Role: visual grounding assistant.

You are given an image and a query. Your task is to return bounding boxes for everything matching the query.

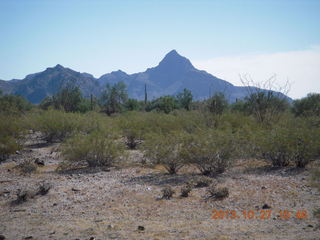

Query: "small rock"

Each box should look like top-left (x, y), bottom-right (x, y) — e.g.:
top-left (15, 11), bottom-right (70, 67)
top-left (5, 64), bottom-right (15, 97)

top-left (261, 186), bottom-right (266, 190)
top-left (15, 151), bottom-right (20, 155)
top-left (89, 237), bottom-right (95, 240)
top-left (0, 235), bottom-right (5, 240)
top-left (72, 188), bottom-right (80, 192)
top-left (34, 158), bottom-right (45, 166)
top-left (49, 231), bottom-right (55, 235)
top-left (262, 203), bottom-right (271, 209)
top-left (53, 203), bottom-right (57, 206)
top-left (24, 237), bottom-right (33, 240)
top-left (307, 224), bottom-right (313, 228)
top-left (107, 224), bottom-right (114, 229)
top-left (138, 226), bottom-right (145, 231)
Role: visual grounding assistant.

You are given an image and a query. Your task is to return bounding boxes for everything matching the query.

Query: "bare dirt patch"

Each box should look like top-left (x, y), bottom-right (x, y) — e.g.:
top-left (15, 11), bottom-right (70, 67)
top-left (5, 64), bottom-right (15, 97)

top-left (0, 141), bottom-right (319, 240)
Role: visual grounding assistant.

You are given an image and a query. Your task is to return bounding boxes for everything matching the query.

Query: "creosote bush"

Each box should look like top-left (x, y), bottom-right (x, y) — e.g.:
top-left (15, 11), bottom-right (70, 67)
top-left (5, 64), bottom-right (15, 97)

top-left (142, 132), bottom-right (188, 174)
top-left (0, 116), bottom-right (25, 161)
top-left (183, 130), bottom-right (235, 176)
top-left (62, 130), bottom-right (124, 167)
top-left (258, 117), bottom-right (319, 168)
top-left (27, 110), bottom-right (85, 142)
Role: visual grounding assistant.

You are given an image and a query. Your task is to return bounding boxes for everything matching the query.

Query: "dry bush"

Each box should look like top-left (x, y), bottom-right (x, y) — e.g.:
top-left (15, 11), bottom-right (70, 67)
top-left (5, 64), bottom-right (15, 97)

top-left (16, 160), bottom-right (37, 174)
top-left (180, 185), bottom-right (192, 198)
top-left (161, 186), bottom-right (175, 199)
top-left (207, 185), bottom-right (229, 200)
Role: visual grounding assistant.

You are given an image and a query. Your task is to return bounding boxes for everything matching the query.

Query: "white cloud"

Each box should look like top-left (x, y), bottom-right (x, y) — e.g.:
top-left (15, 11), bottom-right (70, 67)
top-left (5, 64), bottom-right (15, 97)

top-left (193, 46), bottom-right (320, 99)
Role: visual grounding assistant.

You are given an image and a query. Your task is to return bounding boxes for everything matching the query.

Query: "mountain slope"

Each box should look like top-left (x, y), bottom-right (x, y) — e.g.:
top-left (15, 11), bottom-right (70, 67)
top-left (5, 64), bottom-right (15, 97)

top-left (0, 50), bottom-right (290, 103)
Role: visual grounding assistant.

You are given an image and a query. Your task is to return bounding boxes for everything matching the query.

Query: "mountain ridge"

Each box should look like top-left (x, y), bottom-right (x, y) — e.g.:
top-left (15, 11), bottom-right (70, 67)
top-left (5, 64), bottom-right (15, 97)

top-left (0, 50), bottom-right (290, 103)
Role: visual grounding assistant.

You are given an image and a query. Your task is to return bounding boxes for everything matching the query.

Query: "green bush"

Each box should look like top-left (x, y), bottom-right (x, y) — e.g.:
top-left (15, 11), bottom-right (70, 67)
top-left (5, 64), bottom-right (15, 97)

top-left (142, 131), bottom-right (188, 174)
top-left (183, 130), bottom-right (236, 176)
top-left (0, 116), bottom-right (25, 161)
top-left (62, 130), bottom-right (124, 167)
top-left (0, 94), bottom-right (32, 115)
top-left (27, 110), bottom-right (86, 142)
top-left (292, 93), bottom-right (320, 117)
top-left (259, 118), bottom-right (319, 168)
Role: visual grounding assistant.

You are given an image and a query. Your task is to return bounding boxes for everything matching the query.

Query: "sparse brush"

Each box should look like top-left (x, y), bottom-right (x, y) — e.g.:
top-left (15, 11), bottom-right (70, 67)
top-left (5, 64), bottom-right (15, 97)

top-left (180, 185), bottom-right (192, 198)
top-left (183, 130), bottom-right (235, 176)
top-left (192, 176), bottom-right (213, 188)
top-left (142, 131), bottom-right (188, 174)
top-left (16, 160), bottom-right (37, 174)
top-left (62, 130), bottom-right (124, 168)
top-left (207, 185), bottom-right (229, 200)
top-left (161, 186), bottom-right (175, 200)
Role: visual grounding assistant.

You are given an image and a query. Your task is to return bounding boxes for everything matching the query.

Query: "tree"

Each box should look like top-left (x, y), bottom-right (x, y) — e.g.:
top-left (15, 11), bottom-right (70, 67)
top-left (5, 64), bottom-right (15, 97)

top-left (39, 86), bottom-right (88, 112)
top-left (100, 82), bottom-right (128, 115)
top-left (240, 74), bottom-right (290, 122)
top-left (208, 92), bottom-right (228, 115)
top-left (147, 96), bottom-right (178, 114)
top-left (177, 88), bottom-right (193, 110)
top-left (292, 93), bottom-right (320, 117)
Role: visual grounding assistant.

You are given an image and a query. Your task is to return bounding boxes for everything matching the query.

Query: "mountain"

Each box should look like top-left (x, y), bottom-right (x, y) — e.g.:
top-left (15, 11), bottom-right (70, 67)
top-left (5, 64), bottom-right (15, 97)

top-left (0, 50), bottom-right (290, 103)
top-left (1, 64), bottom-right (100, 103)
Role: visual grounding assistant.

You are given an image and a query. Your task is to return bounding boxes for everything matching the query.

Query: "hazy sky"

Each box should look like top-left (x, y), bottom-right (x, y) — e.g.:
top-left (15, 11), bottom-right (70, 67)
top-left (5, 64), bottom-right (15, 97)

top-left (0, 0), bottom-right (319, 99)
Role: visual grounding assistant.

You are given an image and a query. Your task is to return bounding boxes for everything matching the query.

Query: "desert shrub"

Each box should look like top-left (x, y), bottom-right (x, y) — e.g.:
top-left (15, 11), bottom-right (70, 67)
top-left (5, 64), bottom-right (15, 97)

top-left (183, 130), bottom-right (236, 176)
top-left (16, 160), bottom-right (37, 174)
top-left (27, 110), bottom-right (86, 142)
top-left (115, 112), bottom-right (148, 149)
top-left (311, 168), bottom-right (320, 191)
top-left (292, 93), bottom-right (320, 117)
top-left (180, 185), bottom-right (192, 197)
top-left (62, 130), bottom-right (124, 167)
top-left (142, 132), bottom-right (188, 174)
top-left (243, 91), bottom-right (289, 123)
top-left (207, 93), bottom-right (228, 115)
top-left (0, 116), bottom-right (26, 161)
top-left (161, 186), bottom-right (175, 199)
top-left (259, 118), bottom-right (319, 168)
top-left (146, 95), bottom-right (178, 114)
top-left (0, 94), bottom-right (32, 115)
top-left (207, 186), bottom-right (229, 200)
top-left (192, 176), bottom-right (214, 188)
top-left (99, 82), bottom-right (128, 115)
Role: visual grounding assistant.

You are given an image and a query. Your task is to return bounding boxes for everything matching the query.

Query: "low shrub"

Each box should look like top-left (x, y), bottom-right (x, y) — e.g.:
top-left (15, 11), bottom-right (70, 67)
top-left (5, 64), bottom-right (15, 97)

top-left (16, 160), bottom-right (37, 174)
top-left (62, 130), bottom-right (124, 167)
top-left (180, 185), bottom-right (192, 198)
top-left (161, 186), bottom-right (175, 199)
top-left (259, 118), bottom-right (319, 168)
top-left (183, 130), bottom-right (236, 176)
top-left (142, 131), bottom-right (188, 174)
top-left (26, 110), bottom-right (85, 142)
top-left (207, 185), bottom-right (229, 200)
top-left (192, 176), bottom-right (214, 188)
top-left (0, 116), bottom-right (25, 161)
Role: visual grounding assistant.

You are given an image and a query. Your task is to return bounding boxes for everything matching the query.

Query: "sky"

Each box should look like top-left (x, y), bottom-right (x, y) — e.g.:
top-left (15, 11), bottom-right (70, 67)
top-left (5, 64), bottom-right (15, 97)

top-left (0, 0), bottom-right (319, 99)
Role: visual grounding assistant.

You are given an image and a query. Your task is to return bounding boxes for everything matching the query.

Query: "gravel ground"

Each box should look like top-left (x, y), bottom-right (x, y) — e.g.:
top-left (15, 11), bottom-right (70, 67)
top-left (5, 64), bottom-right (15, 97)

top-left (0, 138), bottom-right (319, 240)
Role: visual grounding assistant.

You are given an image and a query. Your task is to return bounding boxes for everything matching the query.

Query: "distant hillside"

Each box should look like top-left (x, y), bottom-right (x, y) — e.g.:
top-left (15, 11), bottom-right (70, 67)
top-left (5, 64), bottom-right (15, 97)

top-left (0, 50), bottom-right (291, 103)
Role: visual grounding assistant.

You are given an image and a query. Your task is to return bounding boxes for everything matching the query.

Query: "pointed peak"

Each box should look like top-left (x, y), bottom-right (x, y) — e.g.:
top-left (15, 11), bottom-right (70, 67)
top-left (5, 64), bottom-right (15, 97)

top-left (54, 64), bottom-right (64, 69)
top-left (157, 49), bottom-right (195, 71)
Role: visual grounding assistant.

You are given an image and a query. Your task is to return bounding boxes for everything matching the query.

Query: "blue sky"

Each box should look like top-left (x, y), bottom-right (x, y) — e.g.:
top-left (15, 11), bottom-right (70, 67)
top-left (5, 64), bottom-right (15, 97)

top-left (0, 0), bottom-right (319, 98)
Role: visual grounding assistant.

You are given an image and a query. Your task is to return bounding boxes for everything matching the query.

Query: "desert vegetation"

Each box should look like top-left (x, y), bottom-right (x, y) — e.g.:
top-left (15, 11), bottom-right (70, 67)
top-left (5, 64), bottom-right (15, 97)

top-left (1, 84), bottom-right (320, 239)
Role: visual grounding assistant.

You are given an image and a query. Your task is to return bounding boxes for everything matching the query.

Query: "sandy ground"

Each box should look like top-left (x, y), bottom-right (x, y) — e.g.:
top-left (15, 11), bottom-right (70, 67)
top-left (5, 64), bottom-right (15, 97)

top-left (0, 136), bottom-right (319, 240)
